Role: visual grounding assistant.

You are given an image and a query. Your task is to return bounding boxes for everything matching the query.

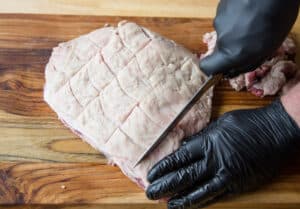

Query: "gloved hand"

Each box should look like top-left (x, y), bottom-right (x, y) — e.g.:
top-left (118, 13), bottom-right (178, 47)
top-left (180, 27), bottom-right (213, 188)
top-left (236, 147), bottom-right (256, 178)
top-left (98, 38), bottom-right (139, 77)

top-left (200, 0), bottom-right (299, 77)
top-left (146, 99), bottom-right (300, 209)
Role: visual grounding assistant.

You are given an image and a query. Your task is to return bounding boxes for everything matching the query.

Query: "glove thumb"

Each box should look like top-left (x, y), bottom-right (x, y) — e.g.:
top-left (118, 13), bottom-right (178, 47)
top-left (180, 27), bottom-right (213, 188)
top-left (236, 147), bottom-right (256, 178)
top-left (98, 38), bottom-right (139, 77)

top-left (200, 48), bottom-right (232, 76)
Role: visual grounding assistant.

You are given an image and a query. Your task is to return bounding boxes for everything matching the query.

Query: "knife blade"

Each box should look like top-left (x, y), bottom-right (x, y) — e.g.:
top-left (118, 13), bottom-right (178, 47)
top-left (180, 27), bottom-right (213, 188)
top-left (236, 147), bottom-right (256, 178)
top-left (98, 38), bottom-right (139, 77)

top-left (133, 73), bottom-right (223, 168)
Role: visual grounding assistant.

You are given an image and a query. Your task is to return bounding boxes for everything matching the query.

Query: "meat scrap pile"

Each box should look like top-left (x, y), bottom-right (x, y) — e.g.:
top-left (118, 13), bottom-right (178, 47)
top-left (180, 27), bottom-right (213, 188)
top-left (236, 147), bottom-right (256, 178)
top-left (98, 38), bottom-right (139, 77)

top-left (44, 21), bottom-right (212, 188)
top-left (201, 31), bottom-right (299, 97)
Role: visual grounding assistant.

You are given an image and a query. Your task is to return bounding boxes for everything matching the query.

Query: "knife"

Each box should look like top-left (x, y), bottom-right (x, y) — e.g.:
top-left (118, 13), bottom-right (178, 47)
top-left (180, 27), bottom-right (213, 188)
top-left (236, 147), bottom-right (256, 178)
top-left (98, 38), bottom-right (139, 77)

top-left (133, 73), bottom-right (223, 168)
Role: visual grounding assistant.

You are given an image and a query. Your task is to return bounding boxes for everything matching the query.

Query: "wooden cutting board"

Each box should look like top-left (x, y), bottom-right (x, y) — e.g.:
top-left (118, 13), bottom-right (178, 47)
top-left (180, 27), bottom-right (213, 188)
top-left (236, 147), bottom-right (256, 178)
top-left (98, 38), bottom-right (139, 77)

top-left (0, 14), bottom-right (299, 209)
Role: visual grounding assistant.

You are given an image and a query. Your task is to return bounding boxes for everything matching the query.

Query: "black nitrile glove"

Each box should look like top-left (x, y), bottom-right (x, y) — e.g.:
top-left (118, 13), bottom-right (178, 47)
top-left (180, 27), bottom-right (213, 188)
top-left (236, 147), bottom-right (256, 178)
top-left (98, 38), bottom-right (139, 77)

top-left (146, 100), bottom-right (300, 209)
top-left (200, 0), bottom-right (299, 77)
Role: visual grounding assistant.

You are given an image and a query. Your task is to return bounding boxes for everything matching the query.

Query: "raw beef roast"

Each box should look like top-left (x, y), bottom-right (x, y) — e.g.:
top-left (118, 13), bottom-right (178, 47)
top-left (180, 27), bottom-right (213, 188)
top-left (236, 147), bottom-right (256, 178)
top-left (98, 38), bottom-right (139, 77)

top-left (201, 31), bottom-right (298, 97)
top-left (44, 21), bottom-right (213, 188)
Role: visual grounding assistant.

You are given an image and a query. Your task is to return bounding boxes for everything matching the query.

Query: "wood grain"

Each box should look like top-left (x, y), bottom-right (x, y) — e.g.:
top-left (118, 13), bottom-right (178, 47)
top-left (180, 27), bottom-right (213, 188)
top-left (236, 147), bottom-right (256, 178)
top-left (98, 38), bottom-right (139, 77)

top-left (0, 163), bottom-right (145, 204)
top-left (2, 205), bottom-right (300, 209)
top-left (0, 0), bottom-right (218, 18)
top-left (0, 160), bottom-right (299, 206)
top-left (0, 14), bottom-right (299, 207)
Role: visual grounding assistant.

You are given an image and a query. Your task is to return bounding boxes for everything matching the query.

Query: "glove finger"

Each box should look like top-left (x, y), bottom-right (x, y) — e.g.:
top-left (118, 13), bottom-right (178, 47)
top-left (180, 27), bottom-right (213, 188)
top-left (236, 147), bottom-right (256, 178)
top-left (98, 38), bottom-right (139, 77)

top-left (147, 146), bottom-right (190, 183)
top-left (200, 46), bottom-right (267, 78)
top-left (226, 57), bottom-right (268, 78)
top-left (199, 48), bottom-right (231, 76)
top-left (146, 160), bottom-right (212, 200)
top-left (147, 135), bottom-right (205, 183)
top-left (167, 176), bottom-right (227, 209)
